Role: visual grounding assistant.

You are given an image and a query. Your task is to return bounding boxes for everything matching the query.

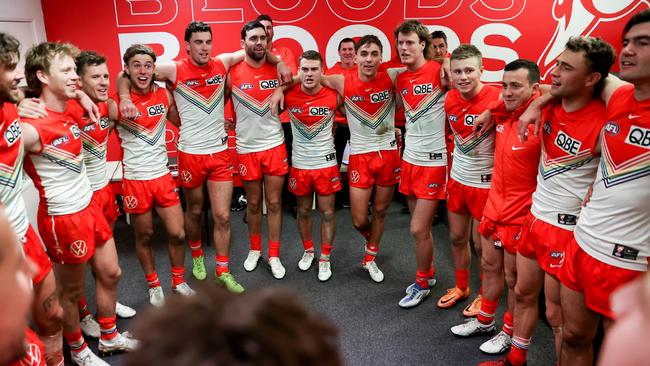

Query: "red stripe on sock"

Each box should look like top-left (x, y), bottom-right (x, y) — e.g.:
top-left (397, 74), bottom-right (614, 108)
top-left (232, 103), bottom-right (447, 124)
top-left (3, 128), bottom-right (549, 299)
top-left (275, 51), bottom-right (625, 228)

top-left (268, 241), bottom-right (281, 258)
top-left (171, 266), bottom-right (185, 288)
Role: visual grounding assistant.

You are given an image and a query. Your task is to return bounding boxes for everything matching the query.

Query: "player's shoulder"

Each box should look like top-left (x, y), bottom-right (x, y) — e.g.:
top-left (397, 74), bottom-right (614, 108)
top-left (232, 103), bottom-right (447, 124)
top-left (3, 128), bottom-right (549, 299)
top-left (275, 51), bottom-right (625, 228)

top-left (608, 83), bottom-right (635, 108)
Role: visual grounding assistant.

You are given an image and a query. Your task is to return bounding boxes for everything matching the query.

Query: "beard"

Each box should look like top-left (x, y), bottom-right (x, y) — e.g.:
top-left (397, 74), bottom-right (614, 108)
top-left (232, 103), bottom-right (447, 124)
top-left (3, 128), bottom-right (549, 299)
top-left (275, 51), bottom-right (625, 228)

top-left (245, 46), bottom-right (265, 62)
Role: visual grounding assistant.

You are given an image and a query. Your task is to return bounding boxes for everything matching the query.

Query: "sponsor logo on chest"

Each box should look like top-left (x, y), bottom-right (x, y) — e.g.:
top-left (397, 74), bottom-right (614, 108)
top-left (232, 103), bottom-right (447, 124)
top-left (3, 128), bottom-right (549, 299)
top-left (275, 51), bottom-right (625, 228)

top-left (413, 83), bottom-right (433, 95)
top-left (147, 104), bottom-right (166, 117)
top-left (554, 130), bottom-right (582, 155)
top-left (259, 79), bottom-right (279, 90)
top-left (308, 106), bottom-right (330, 116)
top-left (626, 125), bottom-right (650, 149)
top-left (205, 74), bottom-right (223, 86)
top-left (370, 90), bottom-right (389, 103)
top-left (464, 114), bottom-right (479, 127)
top-left (3, 118), bottom-right (21, 146)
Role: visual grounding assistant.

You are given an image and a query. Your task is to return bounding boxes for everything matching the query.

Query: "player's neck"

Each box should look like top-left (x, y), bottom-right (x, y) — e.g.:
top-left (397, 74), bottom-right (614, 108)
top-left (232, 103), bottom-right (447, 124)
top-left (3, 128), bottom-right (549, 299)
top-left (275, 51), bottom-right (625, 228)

top-left (245, 56), bottom-right (266, 68)
top-left (301, 83), bottom-right (322, 96)
top-left (357, 68), bottom-right (377, 83)
top-left (130, 85), bottom-right (151, 96)
top-left (561, 90), bottom-right (593, 113)
top-left (406, 56), bottom-right (426, 72)
top-left (340, 60), bottom-right (354, 69)
top-left (460, 82), bottom-right (484, 101)
top-left (189, 57), bottom-right (208, 68)
top-left (633, 80), bottom-right (650, 101)
top-left (40, 88), bottom-right (67, 113)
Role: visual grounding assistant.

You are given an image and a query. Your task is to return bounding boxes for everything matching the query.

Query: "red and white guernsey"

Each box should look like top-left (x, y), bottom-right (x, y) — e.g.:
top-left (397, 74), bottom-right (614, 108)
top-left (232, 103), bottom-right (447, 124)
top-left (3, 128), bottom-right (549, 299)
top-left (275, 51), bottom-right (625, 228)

top-left (285, 85), bottom-right (338, 169)
top-left (172, 58), bottom-right (228, 154)
top-left (67, 100), bottom-right (111, 191)
top-left (531, 99), bottom-right (605, 230)
top-left (22, 110), bottom-right (92, 215)
top-left (575, 85), bottom-right (650, 271)
top-left (325, 63), bottom-right (356, 125)
top-left (115, 86), bottom-right (170, 180)
top-left (445, 85), bottom-right (500, 188)
top-left (229, 61), bottom-right (284, 154)
top-left (0, 102), bottom-right (29, 237)
top-left (343, 70), bottom-right (397, 154)
top-left (396, 60), bottom-right (447, 167)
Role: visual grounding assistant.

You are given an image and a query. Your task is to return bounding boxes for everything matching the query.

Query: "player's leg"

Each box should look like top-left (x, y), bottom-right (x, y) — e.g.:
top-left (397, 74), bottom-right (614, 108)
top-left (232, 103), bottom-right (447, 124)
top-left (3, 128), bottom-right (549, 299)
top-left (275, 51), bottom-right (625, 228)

top-left (242, 179), bottom-right (264, 271)
top-left (32, 270), bottom-right (64, 365)
top-left (316, 192), bottom-right (336, 281)
top-left (155, 203), bottom-right (190, 295)
top-left (544, 274), bottom-right (564, 361)
top-left (183, 185), bottom-right (207, 280)
top-left (296, 193), bottom-right (315, 271)
top-left (263, 174), bottom-right (286, 279)
top-left (131, 211), bottom-right (164, 306)
top-left (439, 210), bottom-right (472, 308)
top-left (560, 284), bottom-right (600, 366)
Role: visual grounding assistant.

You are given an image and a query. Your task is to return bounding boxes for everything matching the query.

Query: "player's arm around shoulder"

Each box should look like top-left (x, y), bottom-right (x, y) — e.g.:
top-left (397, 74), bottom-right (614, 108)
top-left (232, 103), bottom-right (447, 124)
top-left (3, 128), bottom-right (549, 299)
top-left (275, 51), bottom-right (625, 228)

top-left (321, 74), bottom-right (345, 96)
top-left (21, 121), bottom-right (41, 154)
top-left (165, 89), bottom-right (180, 127)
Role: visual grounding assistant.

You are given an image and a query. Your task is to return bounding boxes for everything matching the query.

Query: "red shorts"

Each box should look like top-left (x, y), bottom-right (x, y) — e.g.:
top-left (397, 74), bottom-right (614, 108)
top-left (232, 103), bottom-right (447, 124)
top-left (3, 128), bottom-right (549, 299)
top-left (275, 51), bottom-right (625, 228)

top-left (122, 174), bottom-right (180, 214)
top-left (347, 150), bottom-right (400, 188)
top-left (478, 217), bottom-right (522, 255)
top-left (560, 237), bottom-right (644, 318)
top-left (399, 161), bottom-right (446, 200)
top-left (20, 225), bottom-right (52, 284)
top-left (237, 144), bottom-right (289, 181)
top-left (288, 166), bottom-right (342, 196)
top-left (92, 184), bottom-right (120, 226)
top-left (178, 150), bottom-right (234, 188)
top-left (446, 178), bottom-right (489, 221)
top-left (517, 212), bottom-right (573, 277)
top-left (37, 203), bottom-right (112, 265)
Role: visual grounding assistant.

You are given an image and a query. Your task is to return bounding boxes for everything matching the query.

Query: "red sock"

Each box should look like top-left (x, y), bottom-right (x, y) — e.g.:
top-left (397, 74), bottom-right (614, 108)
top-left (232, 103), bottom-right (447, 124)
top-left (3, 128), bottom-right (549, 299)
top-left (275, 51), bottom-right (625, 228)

top-left (455, 269), bottom-right (469, 291)
top-left (479, 271), bottom-right (484, 295)
top-left (477, 297), bottom-right (499, 325)
top-left (360, 229), bottom-right (370, 241)
top-left (321, 243), bottom-right (332, 261)
top-left (302, 239), bottom-right (314, 252)
top-left (64, 330), bottom-right (87, 353)
top-left (171, 266), bottom-right (185, 288)
top-left (428, 260), bottom-right (435, 278)
top-left (98, 315), bottom-right (118, 341)
top-left (189, 240), bottom-right (203, 258)
top-left (78, 296), bottom-right (91, 319)
top-left (215, 255), bottom-right (229, 276)
top-left (268, 241), bottom-right (280, 258)
top-left (145, 272), bottom-right (161, 289)
top-left (502, 311), bottom-right (514, 337)
top-left (249, 233), bottom-right (262, 251)
top-left (507, 336), bottom-right (531, 366)
top-left (363, 242), bottom-right (379, 264)
top-left (416, 270), bottom-right (429, 288)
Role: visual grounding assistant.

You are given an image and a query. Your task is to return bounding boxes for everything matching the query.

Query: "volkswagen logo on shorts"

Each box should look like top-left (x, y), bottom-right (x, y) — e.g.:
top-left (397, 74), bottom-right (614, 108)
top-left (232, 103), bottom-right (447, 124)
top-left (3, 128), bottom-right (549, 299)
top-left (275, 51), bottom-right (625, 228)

top-left (70, 240), bottom-right (88, 258)
top-left (350, 170), bottom-right (360, 183)
top-left (123, 195), bottom-right (138, 210)
top-left (19, 342), bottom-right (42, 366)
top-left (239, 164), bottom-right (248, 176)
top-left (180, 170), bottom-right (192, 183)
top-left (289, 177), bottom-right (297, 190)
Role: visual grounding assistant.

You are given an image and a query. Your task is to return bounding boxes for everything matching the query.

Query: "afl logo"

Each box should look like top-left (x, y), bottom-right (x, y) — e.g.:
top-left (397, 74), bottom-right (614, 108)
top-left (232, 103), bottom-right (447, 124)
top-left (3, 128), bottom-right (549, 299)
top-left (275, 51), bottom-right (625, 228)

top-left (604, 121), bottom-right (620, 135)
top-left (349, 170), bottom-right (360, 183)
top-left (238, 164), bottom-right (248, 176)
top-left (288, 177), bottom-right (297, 190)
top-left (70, 240), bottom-right (88, 258)
top-left (123, 195), bottom-right (138, 210)
top-left (180, 170), bottom-right (192, 183)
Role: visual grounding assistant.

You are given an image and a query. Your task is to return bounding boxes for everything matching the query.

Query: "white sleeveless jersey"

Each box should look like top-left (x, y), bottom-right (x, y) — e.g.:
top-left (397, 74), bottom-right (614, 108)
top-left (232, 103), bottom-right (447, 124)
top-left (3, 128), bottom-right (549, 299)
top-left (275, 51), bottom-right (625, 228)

top-left (530, 100), bottom-right (605, 230)
top-left (574, 86), bottom-right (650, 271)
top-left (115, 87), bottom-right (170, 180)
top-left (173, 58), bottom-right (228, 154)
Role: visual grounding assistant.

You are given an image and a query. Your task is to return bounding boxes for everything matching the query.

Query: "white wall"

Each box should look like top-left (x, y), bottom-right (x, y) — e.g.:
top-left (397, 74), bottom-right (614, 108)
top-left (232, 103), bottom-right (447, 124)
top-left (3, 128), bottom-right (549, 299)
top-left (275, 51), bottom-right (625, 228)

top-left (0, 0), bottom-right (47, 229)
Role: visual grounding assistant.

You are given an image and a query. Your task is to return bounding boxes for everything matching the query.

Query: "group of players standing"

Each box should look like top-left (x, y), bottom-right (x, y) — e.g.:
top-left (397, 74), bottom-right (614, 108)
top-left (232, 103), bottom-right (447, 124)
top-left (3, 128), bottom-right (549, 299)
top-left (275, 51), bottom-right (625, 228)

top-left (0, 8), bottom-right (648, 366)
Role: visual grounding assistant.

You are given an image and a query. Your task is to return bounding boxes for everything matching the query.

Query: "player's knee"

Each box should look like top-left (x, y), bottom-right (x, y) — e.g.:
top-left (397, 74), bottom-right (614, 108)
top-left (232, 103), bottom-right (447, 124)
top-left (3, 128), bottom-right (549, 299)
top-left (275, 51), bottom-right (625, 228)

top-left (247, 199), bottom-right (262, 214)
top-left (320, 209), bottom-right (335, 224)
top-left (136, 228), bottom-right (154, 245)
top-left (562, 323), bottom-right (589, 347)
top-left (265, 198), bottom-right (282, 213)
top-left (372, 206), bottom-right (388, 219)
top-left (545, 299), bottom-right (562, 328)
top-left (99, 264), bottom-right (122, 287)
top-left (212, 210), bottom-right (230, 227)
top-left (296, 205), bottom-right (311, 220)
top-left (504, 269), bottom-right (517, 291)
top-left (169, 228), bottom-right (186, 244)
top-left (480, 255), bottom-right (500, 274)
top-left (514, 282), bottom-right (537, 305)
top-left (449, 231), bottom-right (467, 246)
top-left (186, 203), bottom-right (203, 221)
top-left (409, 224), bottom-right (430, 242)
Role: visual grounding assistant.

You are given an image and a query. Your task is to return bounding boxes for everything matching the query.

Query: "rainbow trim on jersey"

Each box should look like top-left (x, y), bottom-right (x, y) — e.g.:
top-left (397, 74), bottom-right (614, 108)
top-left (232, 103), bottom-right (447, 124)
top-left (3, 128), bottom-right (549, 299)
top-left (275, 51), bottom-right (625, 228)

top-left (0, 143), bottom-right (23, 188)
top-left (119, 115), bottom-right (166, 146)
top-left (403, 86), bottom-right (444, 123)
top-left (453, 125), bottom-right (495, 154)
top-left (231, 88), bottom-right (272, 117)
top-left (174, 83), bottom-right (224, 114)
top-left (539, 146), bottom-right (593, 180)
top-left (344, 95), bottom-right (395, 130)
top-left (80, 131), bottom-right (107, 160)
top-left (289, 112), bottom-right (333, 140)
top-left (41, 144), bottom-right (83, 173)
top-left (600, 137), bottom-right (650, 188)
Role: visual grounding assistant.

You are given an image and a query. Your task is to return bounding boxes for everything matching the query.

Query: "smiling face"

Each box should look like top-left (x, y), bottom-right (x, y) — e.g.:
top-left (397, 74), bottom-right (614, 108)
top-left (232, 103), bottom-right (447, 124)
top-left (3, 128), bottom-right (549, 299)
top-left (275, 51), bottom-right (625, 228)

top-left (450, 56), bottom-right (483, 98)
top-left (502, 68), bottom-right (537, 111)
top-left (0, 52), bottom-right (23, 103)
top-left (620, 21), bottom-right (650, 86)
top-left (355, 42), bottom-right (382, 79)
top-left (397, 31), bottom-right (425, 68)
top-left (125, 53), bottom-right (155, 94)
top-left (79, 63), bottom-right (109, 102)
top-left (41, 54), bottom-right (79, 99)
top-left (186, 31), bottom-right (212, 67)
top-left (338, 41), bottom-right (355, 66)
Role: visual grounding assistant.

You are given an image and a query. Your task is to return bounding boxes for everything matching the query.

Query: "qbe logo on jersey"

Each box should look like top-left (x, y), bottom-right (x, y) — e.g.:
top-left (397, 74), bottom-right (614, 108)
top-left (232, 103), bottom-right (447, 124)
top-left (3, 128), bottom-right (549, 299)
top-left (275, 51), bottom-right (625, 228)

top-left (147, 103), bottom-right (166, 117)
top-left (555, 130), bottom-right (582, 155)
top-left (259, 79), bottom-right (279, 90)
top-left (413, 83), bottom-right (433, 95)
top-left (370, 90), bottom-right (389, 103)
top-left (3, 118), bottom-right (21, 146)
top-left (309, 107), bottom-right (330, 116)
top-left (626, 125), bottom-right (650, 149)
top-left (464, 114), bottom-right (479, 127)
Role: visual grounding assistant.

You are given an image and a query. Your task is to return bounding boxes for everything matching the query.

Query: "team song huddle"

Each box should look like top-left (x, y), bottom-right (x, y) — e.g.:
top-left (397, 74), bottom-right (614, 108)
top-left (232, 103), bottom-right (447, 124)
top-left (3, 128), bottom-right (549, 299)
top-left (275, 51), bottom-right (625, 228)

top-left (0, 9), bottom-right (649, 366)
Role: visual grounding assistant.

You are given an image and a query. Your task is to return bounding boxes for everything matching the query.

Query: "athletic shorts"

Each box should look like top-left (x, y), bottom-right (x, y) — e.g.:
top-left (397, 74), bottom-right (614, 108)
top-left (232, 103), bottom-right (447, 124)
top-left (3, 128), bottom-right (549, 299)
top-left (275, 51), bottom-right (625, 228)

top-left (237, 144), bottom-right (289, 181)
top-left (92, 184), bottom-right (120, 226)
top-left (21, 224), bottom-right (52, 284)
top-left (178, 150), bottom-right (233, 188)
top-left (446, 177), bottom-right (489, 221)
top-left (560, 237), bottom-right (644, 319)
top-left (347, 150), bottom-right (400, 189)
top-left (399, 161), bottom-right (446, 200)
top-left (478, 216), bottom-right (522, 255)
top-left (288, 165), bottom-right (341, 196)
top-left (37, 203), bottom-right (111, 265)
top-left (122, 173), bottom-right (180, 214)
top-left (517, 212), bottom-right (573, 277)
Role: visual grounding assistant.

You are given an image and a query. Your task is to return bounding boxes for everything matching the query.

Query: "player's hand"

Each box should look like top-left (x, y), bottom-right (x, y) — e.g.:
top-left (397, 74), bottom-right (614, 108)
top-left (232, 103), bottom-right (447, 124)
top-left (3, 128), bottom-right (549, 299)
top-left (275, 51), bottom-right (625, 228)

top-left (17, 98), bottom-right (47, 119)
top-left (225, 119), bottom-right (234, 132)
top-left (394, 127), bottom-right (402, 145)
top-left (518, 104), bottom-right (542, 142)
top-left (582, 185), bottom-right (594, 207)
top-left (277, 61), bottom-right (292, 85)
top-left (472, 110), bottom-right (492, 136)
top-left (78, 92), bottom-right (100, 122)
top-left (269, 88), bottom-right (284, 116)
top-left (119, 97), bottom-right (139, 119)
